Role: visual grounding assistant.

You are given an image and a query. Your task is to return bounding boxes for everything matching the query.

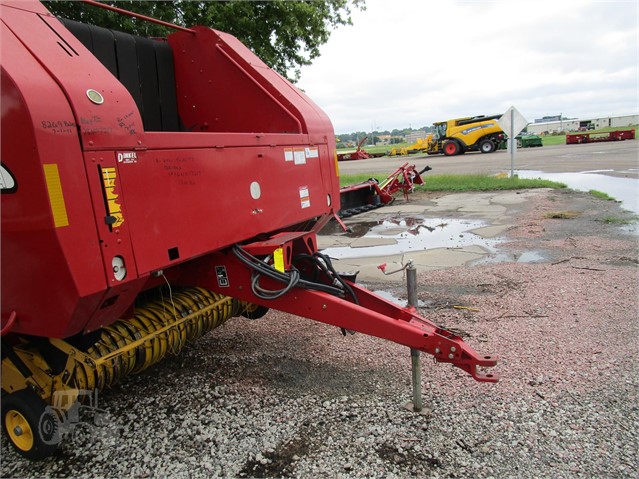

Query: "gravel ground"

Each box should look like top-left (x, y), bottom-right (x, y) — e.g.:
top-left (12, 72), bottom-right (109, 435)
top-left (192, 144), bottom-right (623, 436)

top-left (2, 189), bottom-right (638, 478)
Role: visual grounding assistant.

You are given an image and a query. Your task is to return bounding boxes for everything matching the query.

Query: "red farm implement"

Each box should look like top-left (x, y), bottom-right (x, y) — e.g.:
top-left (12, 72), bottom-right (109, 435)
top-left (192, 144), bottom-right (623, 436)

top-left (0, 0), bottom-right (498, 459)
top-left (337, 136), bottom-right (386, 161)
top-left (338, 163), bottom-right (432, 217)
top-left (566, 129), bottom-right (636, 144)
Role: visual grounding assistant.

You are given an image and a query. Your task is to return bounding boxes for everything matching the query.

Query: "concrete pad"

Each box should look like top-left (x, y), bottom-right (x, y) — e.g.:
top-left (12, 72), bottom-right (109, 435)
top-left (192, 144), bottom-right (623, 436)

top-left (406, 247), bottom-right (487, 270)
top-left (330, 245), bottom-right (491, 282)
top-left (458, 204), bottom-right (507, 214)
top-left (489, 192), bottom-right (529, 205)
top-left (332, 254), bottom-right (402, 269)
top-left (462, 245), bottom-right (493, 255)
top-left (470, 224), bottom-right (512, 238)
top-left (426, 193), bottom-right (510, 216)
top-left (319, 190), bottom-right (550, 281)
top-left (331, 255), bottom-right (405, 283)
top-left (376, 204), bottom-right (428, 214)
top-left (355, 263), bottom-right (406, 283)
top-left (317, 235), bottom-right (352, 249)
top-left (350, 237), bottom-right (398, 248)
top-left (493, 189), bottom-right (552, 204)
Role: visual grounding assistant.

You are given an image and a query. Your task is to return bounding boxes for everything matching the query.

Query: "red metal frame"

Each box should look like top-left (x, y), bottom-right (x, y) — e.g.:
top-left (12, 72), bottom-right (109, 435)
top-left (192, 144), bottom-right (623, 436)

top-left (566, 129), bottom-right (635, 144)
top-left (338, 163), bottom-right (430, 216)
top-left (181, 237), bottom-right (499, 383)
top-left (376, 162), bottom-right (429, 202)
top-left (337, 136), bottom-right (385, 161)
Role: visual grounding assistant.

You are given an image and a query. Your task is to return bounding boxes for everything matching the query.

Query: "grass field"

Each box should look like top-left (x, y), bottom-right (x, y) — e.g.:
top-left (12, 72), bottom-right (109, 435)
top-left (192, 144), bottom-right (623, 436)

top-left (338, 172), bottom-right (566, 190)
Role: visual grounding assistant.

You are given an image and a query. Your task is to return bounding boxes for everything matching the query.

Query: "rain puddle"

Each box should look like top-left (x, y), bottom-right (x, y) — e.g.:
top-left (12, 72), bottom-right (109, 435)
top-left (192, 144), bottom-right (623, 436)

top-left (516, 169), bottom-right (639, 214)
top-left (321, 217), bottom-right (500, 259)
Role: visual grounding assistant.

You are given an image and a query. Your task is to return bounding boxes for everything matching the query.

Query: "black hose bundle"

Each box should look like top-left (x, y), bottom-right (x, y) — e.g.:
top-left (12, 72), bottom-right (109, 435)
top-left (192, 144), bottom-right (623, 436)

top-left (232, 245), bottom-right (358, 305)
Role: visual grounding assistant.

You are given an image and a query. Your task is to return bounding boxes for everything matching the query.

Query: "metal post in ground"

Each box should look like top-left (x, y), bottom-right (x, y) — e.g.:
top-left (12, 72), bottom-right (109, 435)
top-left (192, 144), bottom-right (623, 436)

top-left (510, 107), bottom-right (515, 178)
top-left (406, 262), bottom-right (423, 413)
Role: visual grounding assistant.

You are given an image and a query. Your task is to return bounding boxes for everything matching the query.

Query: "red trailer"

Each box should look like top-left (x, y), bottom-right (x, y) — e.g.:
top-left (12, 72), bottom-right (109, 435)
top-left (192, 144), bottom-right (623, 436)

top-left (1, 0), bottom-right (498, 459)
top-left (566, 129), bottom-right (636, 144)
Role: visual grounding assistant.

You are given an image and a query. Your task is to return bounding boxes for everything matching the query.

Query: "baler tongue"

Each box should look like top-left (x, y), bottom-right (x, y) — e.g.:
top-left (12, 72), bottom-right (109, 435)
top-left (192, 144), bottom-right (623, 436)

top-left (200, 240), bottom-right (499, 384)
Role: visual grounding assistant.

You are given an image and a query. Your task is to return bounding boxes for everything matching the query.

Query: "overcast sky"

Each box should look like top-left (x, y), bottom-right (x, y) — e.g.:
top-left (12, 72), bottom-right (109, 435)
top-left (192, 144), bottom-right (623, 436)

top-left (296, 0), bottom-right (638, 134)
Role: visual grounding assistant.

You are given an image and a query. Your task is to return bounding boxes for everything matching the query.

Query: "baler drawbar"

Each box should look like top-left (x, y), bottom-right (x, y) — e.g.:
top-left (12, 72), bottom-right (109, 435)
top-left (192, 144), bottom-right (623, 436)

top-left (0, 0), bottom-right (498, 460)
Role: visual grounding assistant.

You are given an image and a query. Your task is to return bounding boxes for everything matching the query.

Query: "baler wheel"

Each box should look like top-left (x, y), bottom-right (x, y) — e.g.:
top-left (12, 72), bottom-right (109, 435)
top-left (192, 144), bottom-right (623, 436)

top-left (241, 304), bottom-right (269, 320)
top-left (1, 389), bottom-right (60, 460)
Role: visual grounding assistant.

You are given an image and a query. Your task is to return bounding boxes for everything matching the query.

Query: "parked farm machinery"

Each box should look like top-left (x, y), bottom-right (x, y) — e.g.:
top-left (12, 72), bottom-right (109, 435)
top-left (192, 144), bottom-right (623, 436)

top-left (566, 129), bottom-right (635, 144)
top-left (336, 136), bottom-right (385, 161)
top-left (338, 163), bottom-right (431, 218)
top-left (1, 0), bottom-right (498, 459)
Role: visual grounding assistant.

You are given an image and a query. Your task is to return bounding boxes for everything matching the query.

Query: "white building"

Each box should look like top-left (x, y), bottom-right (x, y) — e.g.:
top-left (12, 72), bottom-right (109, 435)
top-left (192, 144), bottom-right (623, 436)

top-left (404, 130), bottom-right (427, 143)
top-left (527, 114), bottom-right (638, 135)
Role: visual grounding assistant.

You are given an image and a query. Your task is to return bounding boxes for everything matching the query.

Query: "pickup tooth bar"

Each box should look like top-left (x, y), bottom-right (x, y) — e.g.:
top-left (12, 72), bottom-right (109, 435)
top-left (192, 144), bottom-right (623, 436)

top-left (66, 288), bottom-right (248, 392)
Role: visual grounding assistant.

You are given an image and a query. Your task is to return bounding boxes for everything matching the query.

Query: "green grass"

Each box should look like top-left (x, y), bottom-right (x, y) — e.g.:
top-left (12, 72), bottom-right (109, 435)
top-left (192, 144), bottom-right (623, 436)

top-left (589, 189), bottom-right (617, 201)
top-left (541, 135), bottom-right (567, 146)
top-left (597, 216), bottom-right (637, 225)
top-left (339, 173), bottom-right (566, 190)
top-left (544, 211), bottom-right (582, 219)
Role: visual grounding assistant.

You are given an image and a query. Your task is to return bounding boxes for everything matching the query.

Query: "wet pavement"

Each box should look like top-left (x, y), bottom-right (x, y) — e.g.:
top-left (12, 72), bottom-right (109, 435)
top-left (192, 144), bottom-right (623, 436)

top-left (328, 140), bottom-right (639, 283)
top-left (318, 190), bottom-right (545, 282)
top-left (516, 169), bottom-right (639, 214)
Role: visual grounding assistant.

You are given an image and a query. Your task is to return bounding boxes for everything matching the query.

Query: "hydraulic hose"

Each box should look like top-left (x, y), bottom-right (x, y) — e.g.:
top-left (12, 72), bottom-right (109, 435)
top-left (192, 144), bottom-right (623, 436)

top-left (232, 245), bottom-right (358, 304)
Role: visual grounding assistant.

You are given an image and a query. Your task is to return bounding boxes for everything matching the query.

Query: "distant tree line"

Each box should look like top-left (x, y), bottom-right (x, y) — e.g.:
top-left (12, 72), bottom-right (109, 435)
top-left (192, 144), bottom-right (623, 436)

top-left (336, 126), bottom-right (433, 148)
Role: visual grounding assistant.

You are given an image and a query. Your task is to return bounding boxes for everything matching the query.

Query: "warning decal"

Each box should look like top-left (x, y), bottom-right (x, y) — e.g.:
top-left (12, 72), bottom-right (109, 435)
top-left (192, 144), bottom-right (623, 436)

top-left (293, 148), bottom-right (306, 165)
top-left (101, 166), bottom-right (125, 228)
top-left (299, 186), bottom-right (310, 209)
top-left (284, 148), bottom-right (294, 162)
top-left (305, 147), bottom-right (319, 158)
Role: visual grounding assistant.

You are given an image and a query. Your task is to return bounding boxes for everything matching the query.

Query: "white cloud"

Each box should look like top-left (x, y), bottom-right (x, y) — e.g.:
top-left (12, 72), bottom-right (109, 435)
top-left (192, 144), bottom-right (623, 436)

top-left (297, 0), bottom-right (639, 133)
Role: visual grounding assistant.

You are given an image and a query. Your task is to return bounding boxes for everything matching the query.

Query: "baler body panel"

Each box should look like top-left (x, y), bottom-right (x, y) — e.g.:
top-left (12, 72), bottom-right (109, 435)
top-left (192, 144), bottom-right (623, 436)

top-left (117, 144), bottom-right (332, 275)
top-left (1, 18), bottom-right (110, 338)
top-left (0, 1), bottom-right (339, 338)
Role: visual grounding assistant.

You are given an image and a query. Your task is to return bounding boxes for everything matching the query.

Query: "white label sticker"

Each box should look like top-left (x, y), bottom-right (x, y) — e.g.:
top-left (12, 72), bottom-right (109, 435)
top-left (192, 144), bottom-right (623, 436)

top-left (293, 148), bottom-right (306, 165)
top-left (305, 147), bottom-right (319, 158)
top-left (117, 151), bottom-right (138, 164)
top-left (299, 186), bottom-right (310, 209)
top-left (284, 148), bottom-right (294, 162)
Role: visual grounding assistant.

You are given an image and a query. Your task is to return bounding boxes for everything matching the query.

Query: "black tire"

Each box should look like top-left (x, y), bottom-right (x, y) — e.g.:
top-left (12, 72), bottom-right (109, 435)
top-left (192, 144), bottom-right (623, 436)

top-left (240, 304), bottom-right (269, 320)
top-left (479, 140), bottom-right (496, 153)
top-left (443, 140), bottom-right (460, 156)
top-left (1, 389), bottom-right (60, 460)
